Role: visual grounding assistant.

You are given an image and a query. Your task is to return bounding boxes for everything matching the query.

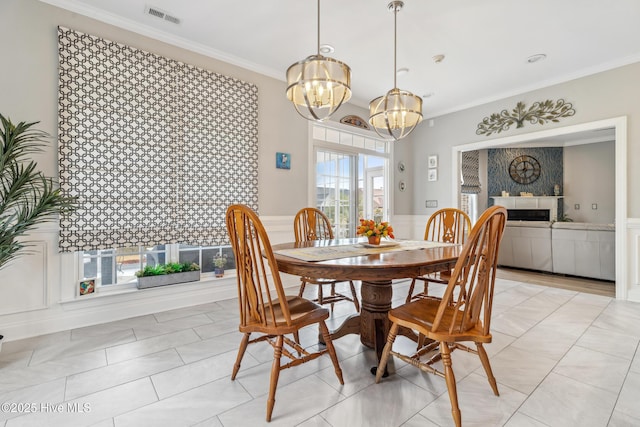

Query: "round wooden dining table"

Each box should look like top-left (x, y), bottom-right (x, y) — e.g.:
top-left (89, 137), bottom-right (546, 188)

top-left (271, 238), bottom-right (462, 363)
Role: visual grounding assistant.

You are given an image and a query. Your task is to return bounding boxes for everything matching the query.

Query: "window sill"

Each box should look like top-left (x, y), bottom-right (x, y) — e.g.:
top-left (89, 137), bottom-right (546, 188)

top-left (59, 273), bottom-right (237, 309)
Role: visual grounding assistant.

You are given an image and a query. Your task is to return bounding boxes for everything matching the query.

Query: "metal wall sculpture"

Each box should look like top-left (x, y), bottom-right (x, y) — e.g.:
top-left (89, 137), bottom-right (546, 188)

top-left (476, 99), bottom-right (575, 136)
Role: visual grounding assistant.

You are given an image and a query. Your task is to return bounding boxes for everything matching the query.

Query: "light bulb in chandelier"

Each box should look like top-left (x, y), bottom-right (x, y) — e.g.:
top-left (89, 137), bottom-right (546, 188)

top-left (370, 88), bottom-right (423, 140)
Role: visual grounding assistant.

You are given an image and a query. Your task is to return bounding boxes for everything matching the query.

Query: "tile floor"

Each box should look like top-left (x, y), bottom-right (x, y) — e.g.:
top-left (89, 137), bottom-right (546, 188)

top-left (0, 276), bottom-right (638, 427)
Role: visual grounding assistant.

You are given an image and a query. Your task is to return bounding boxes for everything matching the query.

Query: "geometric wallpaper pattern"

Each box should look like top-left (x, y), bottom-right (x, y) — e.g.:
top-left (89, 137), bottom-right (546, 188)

top-left (57, 27), bottom-right (258, 252)
top-left (487, 147), bottom-right (563, 202)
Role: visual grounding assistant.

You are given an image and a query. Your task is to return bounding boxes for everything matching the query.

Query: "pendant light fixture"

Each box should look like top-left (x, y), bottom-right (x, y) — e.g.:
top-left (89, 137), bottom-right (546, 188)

top-left (369, 1), bottom-right (423, 141)
top-left (286, 0), bottom-right (352, 121)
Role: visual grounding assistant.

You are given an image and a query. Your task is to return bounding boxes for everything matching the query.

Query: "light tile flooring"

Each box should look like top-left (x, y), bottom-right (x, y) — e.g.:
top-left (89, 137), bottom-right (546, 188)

top-left (0, 273), bottom-right (637, 427)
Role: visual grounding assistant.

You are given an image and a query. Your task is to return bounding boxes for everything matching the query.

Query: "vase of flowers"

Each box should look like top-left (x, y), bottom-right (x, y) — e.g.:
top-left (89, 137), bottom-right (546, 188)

top-left (357, 219), bottom-right (394, 245)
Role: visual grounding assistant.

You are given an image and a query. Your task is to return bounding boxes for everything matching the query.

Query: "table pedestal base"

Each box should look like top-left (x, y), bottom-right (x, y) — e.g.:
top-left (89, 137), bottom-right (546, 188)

top-left (325, 280), bottom-right (419, 366)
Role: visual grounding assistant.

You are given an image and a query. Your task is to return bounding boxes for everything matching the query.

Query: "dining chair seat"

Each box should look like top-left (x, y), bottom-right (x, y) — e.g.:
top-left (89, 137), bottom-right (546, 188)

top-left (240, 296), bottom-right (330, 333)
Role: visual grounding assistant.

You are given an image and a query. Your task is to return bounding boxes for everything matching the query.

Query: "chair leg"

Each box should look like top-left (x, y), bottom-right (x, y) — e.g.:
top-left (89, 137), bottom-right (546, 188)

top-left (317, 284), bottom-right (324, 305)
top-left (319, 320), bottom-right (344, 384)
top-left (441, 342), bottom-right (461, 427)
top-left (266, 335), bottom-right (284, 422)
top-left (375, 323), bottom-right (399, 383)
top-left (422, 281), bottom-right (430, 298)
top-left (406, 278), bottom-right (417, 304)
top-left (298, 279), bottom-right (306, 298)
top-left (231, 333), bottom-right (250, 380)
top-left (476, 343), bottom-right (500, 396)
top-left (349, 281), bottom-right (360, 312)
top-left (330, 283), bottom-right (336, 312)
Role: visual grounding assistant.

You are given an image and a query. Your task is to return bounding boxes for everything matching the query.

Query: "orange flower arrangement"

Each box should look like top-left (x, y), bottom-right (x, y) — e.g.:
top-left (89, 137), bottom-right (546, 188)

top-left (357, 219), bottom-right (395, 239)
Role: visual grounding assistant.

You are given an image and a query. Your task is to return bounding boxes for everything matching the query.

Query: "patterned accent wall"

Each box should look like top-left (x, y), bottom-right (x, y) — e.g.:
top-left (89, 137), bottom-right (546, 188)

top-left (487, 147), bottom-right (563, 201)
top-left (58, 27), bottom-right (258, 252)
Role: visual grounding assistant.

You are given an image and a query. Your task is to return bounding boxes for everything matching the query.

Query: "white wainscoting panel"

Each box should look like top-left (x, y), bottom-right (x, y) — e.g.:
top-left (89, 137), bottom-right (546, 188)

top-left (391, 214), bottom-right (430, 241)
top-left (0, 241), bottom-right (48, 315)
top-left (0, 217), bottom-right (300, 341)
top-left (627, 218), bottom-right (640, 301)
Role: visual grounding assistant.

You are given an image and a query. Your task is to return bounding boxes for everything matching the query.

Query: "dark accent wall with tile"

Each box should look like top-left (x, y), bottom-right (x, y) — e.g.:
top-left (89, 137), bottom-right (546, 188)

top-left (488, 147), bottom-right (563, 202)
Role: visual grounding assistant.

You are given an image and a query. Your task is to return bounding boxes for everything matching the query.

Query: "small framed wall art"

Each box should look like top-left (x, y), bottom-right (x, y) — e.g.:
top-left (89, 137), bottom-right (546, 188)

top-left (428, 155), bottom-right (438, 168)
top-left (276, 152), bottom-right (291, 169)
top-left (79, 279), bottom-right (95, 295)
top-left (428, 169), bottom-right (438, 182)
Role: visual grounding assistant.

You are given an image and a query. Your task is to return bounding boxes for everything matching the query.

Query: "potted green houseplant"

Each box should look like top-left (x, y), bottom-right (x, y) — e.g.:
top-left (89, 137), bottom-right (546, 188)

top-left (0, 114), bottom-right (77, 351)
top-left (134, 262), bottom-right (200, 289)
top-left (214, 255), bottom-right (227, 277)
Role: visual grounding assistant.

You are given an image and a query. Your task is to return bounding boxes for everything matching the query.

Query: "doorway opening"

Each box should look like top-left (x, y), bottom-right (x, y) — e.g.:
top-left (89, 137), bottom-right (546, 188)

top-left (452, 117), bottom-right (627, 299)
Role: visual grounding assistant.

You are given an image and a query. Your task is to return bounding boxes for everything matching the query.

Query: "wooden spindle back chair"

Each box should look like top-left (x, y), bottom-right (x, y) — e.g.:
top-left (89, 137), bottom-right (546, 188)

top-left (376, 205), bottom-right (507, 427)
top-left (226, 204), bottom-right (344, 422)
top-left (406, 208), bottom-right (471, 303)
top-left (293, 207), bottom-right (360, 312)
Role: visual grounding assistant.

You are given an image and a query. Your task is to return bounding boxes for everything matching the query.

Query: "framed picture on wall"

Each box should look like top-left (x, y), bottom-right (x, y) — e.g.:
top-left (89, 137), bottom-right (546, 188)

top-left (428, 155), bottom-right (438, 168)
top-left (79, 279), bottom-right (95, 296)
top-left (276, 152), bottom-right (291, 169)
top-left (428, 168), bottom-right (438, 182)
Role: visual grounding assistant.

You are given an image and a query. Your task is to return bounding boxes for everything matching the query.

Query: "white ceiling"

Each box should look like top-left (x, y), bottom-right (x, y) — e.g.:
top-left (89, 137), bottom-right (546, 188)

top-left (43, 0), bottom-right (640, 119)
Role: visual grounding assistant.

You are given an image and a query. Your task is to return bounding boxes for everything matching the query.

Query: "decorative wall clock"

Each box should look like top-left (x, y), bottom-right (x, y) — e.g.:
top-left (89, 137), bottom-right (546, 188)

top-left (509, 155), bottom-right (541, 184)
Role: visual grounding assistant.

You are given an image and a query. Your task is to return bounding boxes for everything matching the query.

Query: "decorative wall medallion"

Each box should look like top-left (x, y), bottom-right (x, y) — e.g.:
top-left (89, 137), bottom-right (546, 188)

top-left (340, 115), bottom-right (370, 129)
top-left (509, 155), bottom-right (541, 184)
top-left (476, 99), bottom-right (575, 136)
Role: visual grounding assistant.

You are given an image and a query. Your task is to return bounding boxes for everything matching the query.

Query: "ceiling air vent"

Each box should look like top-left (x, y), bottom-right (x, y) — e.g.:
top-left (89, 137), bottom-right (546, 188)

top-left (145, 5), bottom-right (181, 25)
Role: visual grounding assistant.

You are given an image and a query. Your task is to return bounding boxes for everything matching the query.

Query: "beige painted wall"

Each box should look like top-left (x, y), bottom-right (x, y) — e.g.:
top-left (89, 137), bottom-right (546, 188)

top-left (0, 0), bottom-right (369, 218)
top-left (399, 63), bottom-right (639, 217)
top-left (564, 141), bottom-right (616, 223)
top-left (0, 0), bottom-right (372, 339)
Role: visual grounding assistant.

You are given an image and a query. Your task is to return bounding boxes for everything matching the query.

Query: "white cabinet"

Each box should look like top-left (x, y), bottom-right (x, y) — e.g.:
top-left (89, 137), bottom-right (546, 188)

top-left (551, 223), bottom-right (615, 281)
top-left (491, 196), bottom-right (562, 221)
top-left (498, 222), bottom-right (553, 271)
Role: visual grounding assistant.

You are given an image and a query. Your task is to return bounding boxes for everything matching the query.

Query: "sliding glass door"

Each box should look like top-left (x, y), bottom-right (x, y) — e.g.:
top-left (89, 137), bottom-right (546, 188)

top-left (315, 148), bottom-right (389, 238)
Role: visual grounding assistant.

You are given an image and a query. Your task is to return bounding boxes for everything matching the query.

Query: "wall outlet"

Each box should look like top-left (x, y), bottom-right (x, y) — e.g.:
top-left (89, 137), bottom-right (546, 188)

top-left (426, 200), bottom-right (438, 208)
top-left (592, 203), bottom-right (598, 210)
top-left (574, 204), bottom-right (580, 210)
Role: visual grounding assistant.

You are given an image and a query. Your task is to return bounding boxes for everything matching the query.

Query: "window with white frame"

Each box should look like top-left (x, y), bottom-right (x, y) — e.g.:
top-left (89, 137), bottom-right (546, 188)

top-left (79, 244), bottom-right (235, 288)
top-left (58, 27), bottom-right (251, 293)
top-left (312, 123), bottom-right (391, 237)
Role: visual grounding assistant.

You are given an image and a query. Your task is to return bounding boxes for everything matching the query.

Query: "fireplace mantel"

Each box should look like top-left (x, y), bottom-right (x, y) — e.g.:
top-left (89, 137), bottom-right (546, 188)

top-left (491, 196), bottom-right (563, 221)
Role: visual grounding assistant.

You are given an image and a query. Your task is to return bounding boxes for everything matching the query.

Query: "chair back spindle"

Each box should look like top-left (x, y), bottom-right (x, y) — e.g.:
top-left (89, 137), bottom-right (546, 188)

top-left (432, 206), bottom-right (507, 335)
top-left (424, 208), bottom-right (471, 244)
top-left (227, 205), bottom-right (292, 328)
top-left (294, 207), bottom-right (334, 242)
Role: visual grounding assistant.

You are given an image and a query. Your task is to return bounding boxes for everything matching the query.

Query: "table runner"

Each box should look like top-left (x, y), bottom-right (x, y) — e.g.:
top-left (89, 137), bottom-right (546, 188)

top-left (274, 240), bottom-right (455, 262)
